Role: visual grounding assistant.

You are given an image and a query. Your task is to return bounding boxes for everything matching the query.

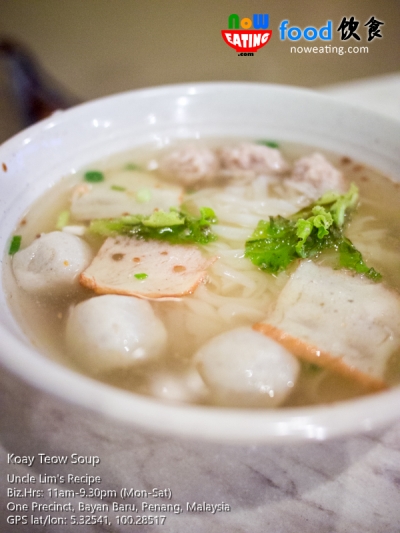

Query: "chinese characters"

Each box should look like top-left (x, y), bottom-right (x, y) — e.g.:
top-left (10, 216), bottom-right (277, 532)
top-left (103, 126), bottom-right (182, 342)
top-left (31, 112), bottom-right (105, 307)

top-left (337, 16), bottom-right (384, 41)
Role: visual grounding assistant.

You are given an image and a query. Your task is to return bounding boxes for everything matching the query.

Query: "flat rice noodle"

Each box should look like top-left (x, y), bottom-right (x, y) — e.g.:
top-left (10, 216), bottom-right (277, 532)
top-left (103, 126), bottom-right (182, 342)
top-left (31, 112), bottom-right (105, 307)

top-left (254, 261), bottom-right (400, 391)
top-left (71, 172), bottom-right (183, 220)
top-left (80, 237), bottom-right (216, 299)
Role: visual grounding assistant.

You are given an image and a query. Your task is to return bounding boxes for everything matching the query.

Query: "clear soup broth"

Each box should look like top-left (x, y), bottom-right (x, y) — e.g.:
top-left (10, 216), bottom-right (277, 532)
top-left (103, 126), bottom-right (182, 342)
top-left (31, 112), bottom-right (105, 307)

top-left (4, 139), bottom-right (400, 408)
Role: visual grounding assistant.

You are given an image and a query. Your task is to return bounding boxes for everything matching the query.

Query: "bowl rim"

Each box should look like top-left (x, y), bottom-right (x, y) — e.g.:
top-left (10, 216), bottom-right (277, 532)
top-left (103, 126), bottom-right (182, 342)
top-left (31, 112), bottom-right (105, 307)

top-left (1, 81), bottom-right (400, 444)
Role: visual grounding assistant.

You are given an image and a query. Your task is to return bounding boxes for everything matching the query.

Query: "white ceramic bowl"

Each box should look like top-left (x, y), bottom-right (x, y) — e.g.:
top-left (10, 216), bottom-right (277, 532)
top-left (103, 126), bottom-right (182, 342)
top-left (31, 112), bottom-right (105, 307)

top-left (1, 82), bottom-right (400, 443)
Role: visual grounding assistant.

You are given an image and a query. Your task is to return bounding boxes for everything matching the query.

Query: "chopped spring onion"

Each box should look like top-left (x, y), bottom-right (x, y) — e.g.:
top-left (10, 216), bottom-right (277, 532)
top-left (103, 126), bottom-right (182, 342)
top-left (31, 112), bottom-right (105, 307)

top-left (257, 140), bottom-right (280, 149)
top-left (9, 235), bottom-right (22, 255)
top-left (84, 170), bottom-right (104, 183)
top-left (56, 210), bottom-right (70, 229)
top-left (124, 163), bottom-right (140, 171)
top-left (134, 273), bottom-right (148, 280)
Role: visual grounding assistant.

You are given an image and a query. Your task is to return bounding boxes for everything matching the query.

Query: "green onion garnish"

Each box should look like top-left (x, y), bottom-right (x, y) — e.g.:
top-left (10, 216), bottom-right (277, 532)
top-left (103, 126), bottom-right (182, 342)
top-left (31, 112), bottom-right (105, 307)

top-left (84, 170), bottom-right (104, 183)
top-left (56, 210), bottom-right (70, 229)
top-left (134, 273), bottom-right (148, 280)
top-left (257, 140), bottom-right (280, 149)
top-left (111, 185), bottom-right (126, 192)
top-left (125, 163), bottom-right (140, 171)
top-left (9, 235), bottom-right (22, 255)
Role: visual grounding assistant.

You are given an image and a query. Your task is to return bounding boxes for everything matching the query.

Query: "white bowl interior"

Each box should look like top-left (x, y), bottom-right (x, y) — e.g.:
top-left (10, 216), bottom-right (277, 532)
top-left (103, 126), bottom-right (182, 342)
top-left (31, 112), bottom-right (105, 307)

top-left (1, 82), bottom-right (400, 443)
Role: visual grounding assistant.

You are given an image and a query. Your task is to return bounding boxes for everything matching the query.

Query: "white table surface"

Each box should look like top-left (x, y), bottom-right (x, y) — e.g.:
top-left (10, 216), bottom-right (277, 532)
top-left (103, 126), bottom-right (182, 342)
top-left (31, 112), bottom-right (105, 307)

top-left (321, 73), bottom-right (400, 121)
top-left (1, 74), bottom-right (400, 533)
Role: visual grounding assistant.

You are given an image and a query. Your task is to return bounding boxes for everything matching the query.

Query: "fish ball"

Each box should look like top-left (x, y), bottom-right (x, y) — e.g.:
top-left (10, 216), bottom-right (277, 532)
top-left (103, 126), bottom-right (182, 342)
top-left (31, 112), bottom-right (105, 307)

top-left (195, 327), bottom-right (299, 407)
top-left (12, 231), bottom-right (92, 294)
top-left (66, 295), bottom-right (167, 373)
top-left (149, 368), bottom-right (208, 404)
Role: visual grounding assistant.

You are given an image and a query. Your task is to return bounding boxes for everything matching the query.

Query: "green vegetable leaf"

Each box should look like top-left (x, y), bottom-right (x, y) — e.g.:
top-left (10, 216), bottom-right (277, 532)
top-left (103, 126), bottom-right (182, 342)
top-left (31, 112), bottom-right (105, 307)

top-left (339, 238), bottom-right (382, 281)
top-left (9, 235), bottom-right (22, 255)
top-left (245, 217), bottom-right (299, 273)
top-left (245, 184), bottom-right (381, 280)
top-left (292, 183), bottom-right (359, 227)
top-left (89, 215), bottom-right (142, 236)
top-left (89, 207), bottom-right (218, 245)
top-left (84, 170), bottom-right (104, 183)
top-left (295, 206), bottom-right (334, 257)
top-left (142, 210), bottom-right (185, 227)
top-left (199, 206), bottom-right (218, 224)
top-left (295, 219), bottom-right (314, 257)
top-left (329, 182), bottom-right (359, 227)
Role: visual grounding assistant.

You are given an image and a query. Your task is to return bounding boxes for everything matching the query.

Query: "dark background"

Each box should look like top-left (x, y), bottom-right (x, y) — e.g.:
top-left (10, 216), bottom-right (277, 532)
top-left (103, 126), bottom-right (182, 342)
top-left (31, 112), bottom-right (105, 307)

top-left (1, 0), bottom-right (399, 141)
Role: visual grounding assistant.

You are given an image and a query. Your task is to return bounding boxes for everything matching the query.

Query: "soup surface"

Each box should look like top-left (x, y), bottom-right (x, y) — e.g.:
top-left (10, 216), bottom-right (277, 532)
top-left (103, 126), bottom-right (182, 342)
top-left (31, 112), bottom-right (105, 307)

top-left (4, 139), bottom-right (400, 408)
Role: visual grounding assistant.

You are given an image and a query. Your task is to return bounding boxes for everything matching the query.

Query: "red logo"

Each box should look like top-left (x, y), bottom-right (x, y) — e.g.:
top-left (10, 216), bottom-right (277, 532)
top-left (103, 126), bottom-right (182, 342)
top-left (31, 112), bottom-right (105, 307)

top-left (222, 14), bottom-right (272, 53)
